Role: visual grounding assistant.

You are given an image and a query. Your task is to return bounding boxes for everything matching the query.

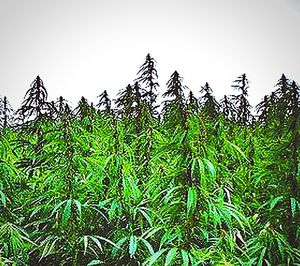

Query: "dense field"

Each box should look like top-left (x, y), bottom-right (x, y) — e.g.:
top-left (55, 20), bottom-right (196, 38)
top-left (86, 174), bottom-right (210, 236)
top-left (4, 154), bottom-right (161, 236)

top-left (0, 55), bottom-right (299, 265)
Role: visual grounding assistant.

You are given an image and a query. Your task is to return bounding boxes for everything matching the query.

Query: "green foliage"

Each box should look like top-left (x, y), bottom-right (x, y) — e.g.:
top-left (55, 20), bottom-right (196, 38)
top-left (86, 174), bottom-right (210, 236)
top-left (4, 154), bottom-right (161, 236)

top-left (0, 65), bottom-right (299, 265)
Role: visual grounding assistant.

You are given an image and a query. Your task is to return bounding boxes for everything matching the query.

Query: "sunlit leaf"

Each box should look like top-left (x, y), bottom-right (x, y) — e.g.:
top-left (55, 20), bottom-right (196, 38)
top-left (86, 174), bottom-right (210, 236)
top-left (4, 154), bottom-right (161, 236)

top-left (164, 247), bottom-right (177, 266)
top-left (187, 186), bottom-right (197, 217)
top-left (269, 196), bottom-right (284, 211)
top-left (291, 197), bottom-right (297, 218)
top-left (181, 249), bottom-right (189, 266)
top-left (129, 235), bottom-right (137, 257)
top-left (143, 249), bottom-right (167, 266)
top-left (62, 199), bottom-right (72, 225)
top-left (87, 260), bottom-right (104, 266)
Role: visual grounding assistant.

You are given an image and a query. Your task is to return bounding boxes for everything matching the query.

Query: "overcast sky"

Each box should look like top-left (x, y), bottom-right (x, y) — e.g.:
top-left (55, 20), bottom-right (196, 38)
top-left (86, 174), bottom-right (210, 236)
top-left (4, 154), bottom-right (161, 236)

top-left (0, 0), bottom-right (299, 109)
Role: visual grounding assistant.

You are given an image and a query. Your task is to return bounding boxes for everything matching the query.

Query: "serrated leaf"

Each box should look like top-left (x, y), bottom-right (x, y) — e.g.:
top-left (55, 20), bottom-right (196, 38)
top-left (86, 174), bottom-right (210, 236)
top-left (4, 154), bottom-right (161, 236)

top-left (0, 190), bottom-right (7, 207)
top-left (191, 158), bottom-right (197, 178)
top-left (83, 235), bottom-right (88, 255)
top-left (179, 130), bottom-right (188, 144)
top-left (90, 236), bottom-right (103, 253)
top-left (203, 159), bottom-right (216, 178)
top-left (276, 238), bottom-right (284, 259)
top-left (98, 198), bottom-right (111, 209)
top-left (40, 238), bottom-right (58, 260)
top-left (29, 208), bottom-right (40, 219)
top-left (143, 249), bottom-right (167, 266)
top-left (40, 241), bottom-right (49, 260)
top-left (181, 249), bottom-right (189, 266)
top-left (62, 199), bottom-right (72, 225)
top-left (159, 230), bottom-right (172, 249)
top-left (187, 186), bottom-right (197, 217)
top-left (103, 154), bottom-right (114, 169)
top-left (97, 236), bottom-right (119, 248)
top-left (291, 197), bottom-right (297, 218)
top-left (87, 260), bottom-right (104, 266)
top-left (270, 196), bottom-right (284, 211)
top-left (258, 247), bottom-right (266, 266)
top-left (51, 200), bottom-right (67, 216)
top-left (163, 186), bottom-right (180, 203)
top-left (108, 199), bottom-right (118, 220)
top-left (112, 237), bottom-right (127, 257)
top-left (140, 238), bottom-right (154, 255)
top-left (138, 208), bottom-right (152, 227)
top-left (142, 226), bottom-right (163, 240)
top-left (225, 140), bottom-right (249, 163)
top-left (74, 199), bottom-right (82, 216)
top-left (129, 235), bottom-right (137, 257)
top-left (197, 159), bottom-right (205, 176)
top-left (165, 247), bottom-right (177, 266)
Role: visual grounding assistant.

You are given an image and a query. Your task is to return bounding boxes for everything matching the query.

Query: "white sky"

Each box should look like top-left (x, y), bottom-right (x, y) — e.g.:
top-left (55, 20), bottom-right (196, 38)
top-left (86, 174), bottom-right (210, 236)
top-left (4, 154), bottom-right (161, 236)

top-left (0, 0), bottom-right (299, 109)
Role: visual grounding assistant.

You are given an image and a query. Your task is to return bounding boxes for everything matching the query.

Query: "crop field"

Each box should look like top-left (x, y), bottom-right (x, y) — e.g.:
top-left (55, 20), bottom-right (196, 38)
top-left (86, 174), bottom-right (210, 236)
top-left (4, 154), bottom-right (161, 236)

top-left (0, 55), bottom-right (299, 265)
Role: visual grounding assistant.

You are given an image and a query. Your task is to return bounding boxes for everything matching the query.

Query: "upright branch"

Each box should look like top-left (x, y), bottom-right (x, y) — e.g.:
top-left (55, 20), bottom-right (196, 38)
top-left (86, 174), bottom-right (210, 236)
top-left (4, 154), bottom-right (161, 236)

top-left (96, 90), bottom-right (112, 115)
top-left (54, 96), bottom-right (73, 121)
top-left (274, 74), bottom-right (292, 126)
top-left (231, 74), bottom-right (252, 125)
top-left (186, 91), bottom-right (199, 115)
top-left (115, 84), bottom-right (135, 119)
top-left (74, 97), bottom-right (96, 132)
top-left (220, 95), bottom-right (236, 121)
top-left (135, 53), bottom-right (159, 115)
top-left (289, 81), bottom-right (299, 132)
top-left (133, 82), bottom-right (143, 133)
top-left (0, 96), bottom-right (14, 129)
top-left (115, 82), bottom-right (149, 134)
top-left (199, 82), bottom-right (220, 119)
top-left (256, 95), bottom-right (271, 124)
top-left (74, 97), bottom-right (95, 120)
top-left (162, 71), bottom-right (188, 129)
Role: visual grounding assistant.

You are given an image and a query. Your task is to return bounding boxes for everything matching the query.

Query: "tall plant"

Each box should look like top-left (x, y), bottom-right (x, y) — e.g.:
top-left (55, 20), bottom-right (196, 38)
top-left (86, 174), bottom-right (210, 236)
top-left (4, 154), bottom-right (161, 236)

top-left (16, 76), bottom-right (53, 127)
top-left (135, 53), bottom-right (159, 116)
top-left (0, 96), bottom-right (14, 129)
top-left (231, 74), bottom-right (252, 125)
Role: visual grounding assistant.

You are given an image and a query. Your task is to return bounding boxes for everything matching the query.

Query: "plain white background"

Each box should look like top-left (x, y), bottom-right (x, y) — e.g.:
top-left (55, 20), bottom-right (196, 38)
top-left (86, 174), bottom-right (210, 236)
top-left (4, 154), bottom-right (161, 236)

top-left (0, 0), bottom-right (299, 109)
